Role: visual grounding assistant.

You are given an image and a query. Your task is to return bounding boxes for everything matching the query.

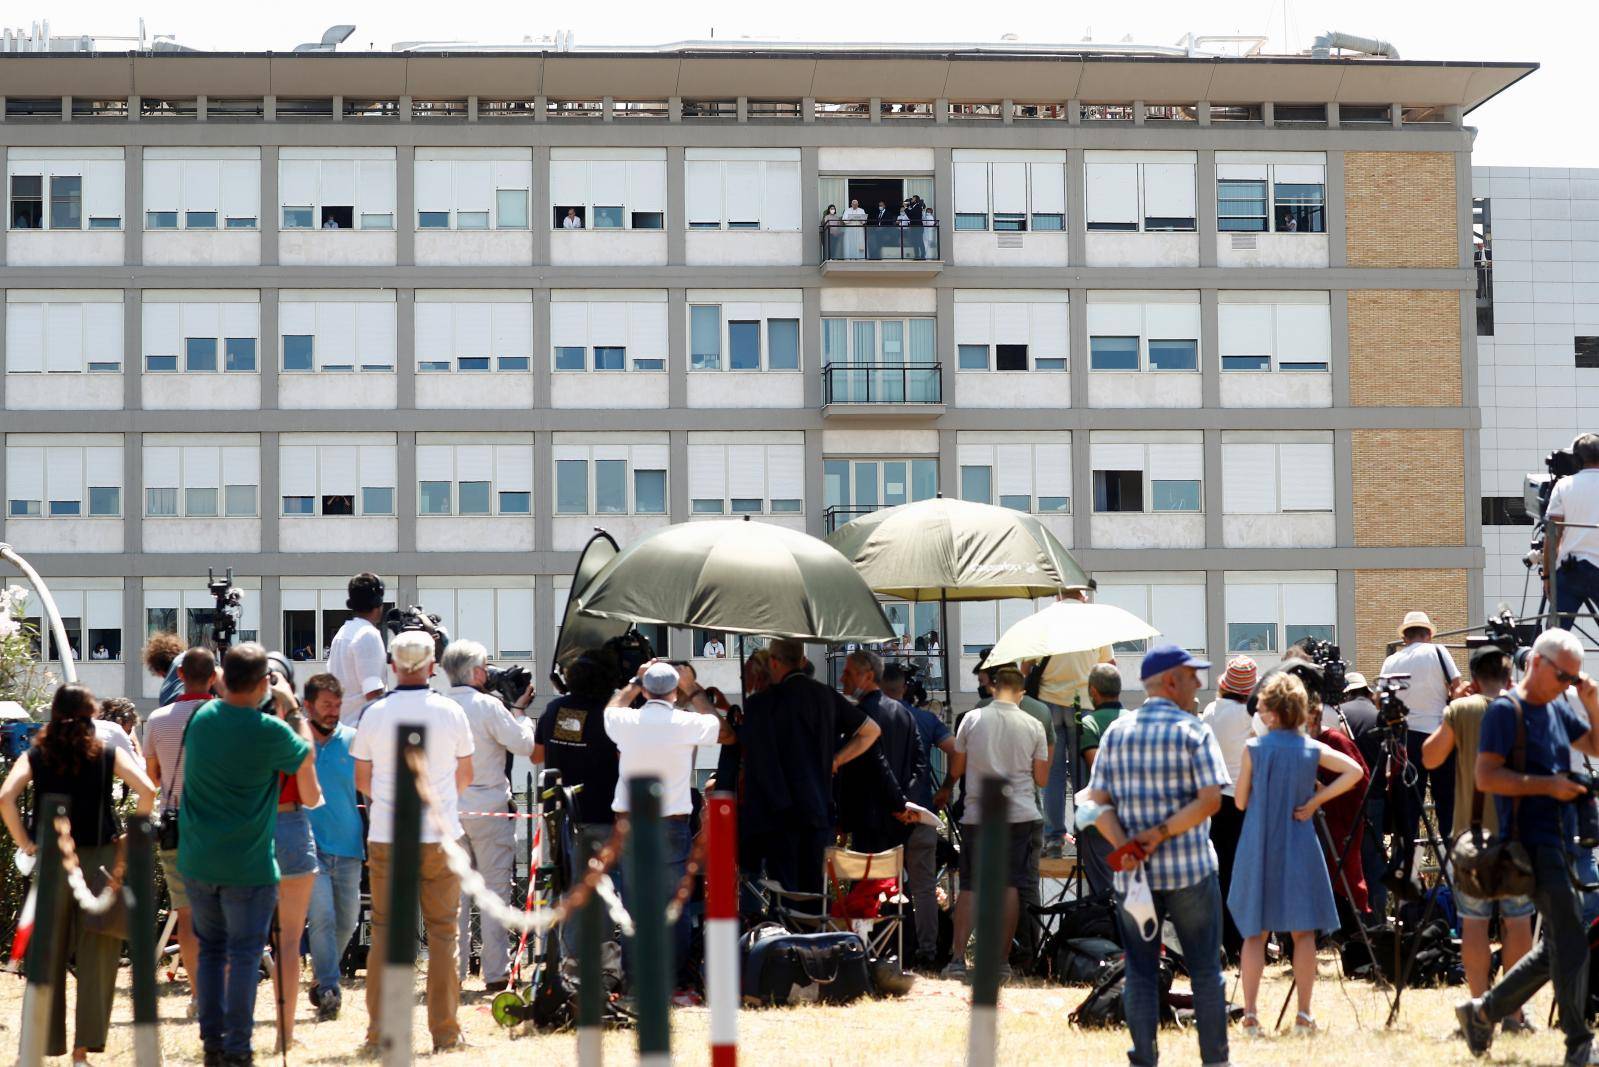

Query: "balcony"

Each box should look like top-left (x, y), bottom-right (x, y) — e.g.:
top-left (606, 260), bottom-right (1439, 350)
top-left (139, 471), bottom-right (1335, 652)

top-left (820, 221), bottom-right (942, 277)
top-left (821, 363), bottom-right (944, 418)
top-left (823, 504), bottom-right (882, 533)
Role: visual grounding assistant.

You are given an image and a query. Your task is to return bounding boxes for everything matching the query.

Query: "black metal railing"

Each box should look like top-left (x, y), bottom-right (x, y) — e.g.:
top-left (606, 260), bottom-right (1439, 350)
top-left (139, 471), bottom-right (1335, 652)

top-left (822, 362), bottom-right (942, 405)
top-left (822, 647), bottom-right (946, 690)
top-left (823, 505), bottom-right (880, 533)
top-left (820, 220), bottom-right (941, 262)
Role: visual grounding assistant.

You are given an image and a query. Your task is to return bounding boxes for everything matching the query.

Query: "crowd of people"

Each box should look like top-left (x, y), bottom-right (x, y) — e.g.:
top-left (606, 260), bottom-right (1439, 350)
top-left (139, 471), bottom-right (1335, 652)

top-left (822, 195), bottom-right (938, 259)
top-left (11, 562), bottom-right (1599, 1066)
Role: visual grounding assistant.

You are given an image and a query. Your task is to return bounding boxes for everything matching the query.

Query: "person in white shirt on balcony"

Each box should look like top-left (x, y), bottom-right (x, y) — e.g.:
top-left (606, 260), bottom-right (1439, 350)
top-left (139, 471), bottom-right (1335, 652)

top-left (842, 199), bottom-right (868, 259)
top-left (326, 572), bottom-right (388, 726)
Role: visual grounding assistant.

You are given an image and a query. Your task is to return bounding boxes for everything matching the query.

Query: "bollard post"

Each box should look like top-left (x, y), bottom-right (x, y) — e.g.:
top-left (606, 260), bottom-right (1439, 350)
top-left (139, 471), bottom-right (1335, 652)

top-left (626, 777), bottom-right (670, 1067)
top-left (575, 832), bottom-right (603, 1067)
top-left (705, 793), bottom-right (738, 1067)
top-left (380, 725), bottom-right (426, 1067)
top-left (965, 777), bottom-right (1007, 1067)
top-left (127, 815), bottom-right (162, 1066)
top-left (18, 794), bottom-right (70, 1067)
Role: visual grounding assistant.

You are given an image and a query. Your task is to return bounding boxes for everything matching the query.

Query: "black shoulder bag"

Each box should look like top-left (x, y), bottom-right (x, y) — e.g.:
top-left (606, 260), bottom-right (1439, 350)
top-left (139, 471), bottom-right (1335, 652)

top-left (158, 707), bottom-right (198, 851)
top-left (1449, 694), bottom-right (1535, 900)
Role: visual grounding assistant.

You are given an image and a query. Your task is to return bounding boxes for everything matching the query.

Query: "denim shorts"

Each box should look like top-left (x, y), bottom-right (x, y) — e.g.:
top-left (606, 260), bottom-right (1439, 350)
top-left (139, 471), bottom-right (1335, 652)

top-left (1454, 884), bottom-right (1535, 921)
top-left (274, 807), bottom-right (320, 878)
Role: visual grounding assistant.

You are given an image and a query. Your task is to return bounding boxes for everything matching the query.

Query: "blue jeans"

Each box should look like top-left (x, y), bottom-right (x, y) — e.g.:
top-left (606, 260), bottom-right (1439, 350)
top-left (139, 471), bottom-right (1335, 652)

top-left (1116, 872), bottom-right (1229, 1067)
top-left (307, 851), bottom-right (363, 994)
top-left (1556, 557), bottom-right (1599, 630)
top-left (188, 879), bottom-right (278, 1058)
top-left (1042, 702), bottom-right (1076, 840)
top-left (562, 821), bottom-right (623, 958)
top-left (1363, 792), bottom-right (1389, 915)
top-left (621, 817), bottom-right (693, 984)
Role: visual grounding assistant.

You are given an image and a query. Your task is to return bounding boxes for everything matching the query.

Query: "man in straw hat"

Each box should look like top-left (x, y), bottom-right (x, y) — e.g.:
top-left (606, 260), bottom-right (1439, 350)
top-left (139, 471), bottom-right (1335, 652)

top-left (1379, 610), bottom-right (1468, 863)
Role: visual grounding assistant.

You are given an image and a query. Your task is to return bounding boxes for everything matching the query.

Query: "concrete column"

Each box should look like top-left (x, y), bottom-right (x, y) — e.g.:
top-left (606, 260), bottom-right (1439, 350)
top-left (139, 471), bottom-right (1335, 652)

top-left (259, 431), bottom-right (280, 554)
top-left (259, 576), bottom-right (282, 658)
top-left (534, 573), bottom-right (556, 676)
top-left (1199, 289), bottom-right (1220, 408)
top-left (1334, 429), bottom-right (1355, 548)
top-left (533, 430), bottom-right (554, 551)
top-left (532, 289), bottom-right (552, 411)
top-left (802, 288), bottom-right (823, 410)
top-left (261, 145), bottom-right (280, 266)
top-left (124, 145), bottom-right (143, 266)
top-left (802, 97), bottom-right (816, 124)
top-left (935, 98), bottom-right (949, 125)
top-left (667, 287), bottom-right (687, 409)
top-left (0, 145), bottom-right (7, 265)
top-left (1391, 103), bottom-right (1404, 129)
top-left (534, 96), bottom-right (547, 122)
top-left (129, 95), bottom-right (141, 123)
top-left (259, 288), bottom-right (281, 411)
top-left (933, 146), bottom-right (952, 263)
top-left (1202, 429), bottom-right (1223, 549)
top-left (1065, 149), bottom-right (1087, 267)
top-left (466, 96), bottom-right (477, 123)
top-left (1330, 289), bottom-right (1351, 408)
top-left (602, 97), bottom-right (614, 123)
top-left (1325, 150), bottom-right (1347, 269)
top-left (122, 579), bottom-right (142, 698)
top-left (262, 96), bottom-right (274, 122)
top-left (1196, 149), bottom-right (1217, 268)
top-left (666, 147), bottom-right (686, 265)
top-left (803, 430), bottom-right (825, 538)
top-left (1133, 102), bottom-right (1146, 126)
top-left (870, 98), bottom-right (882, 125)
top-left (60, 95), bottom-right (71, 121)
top-left (396, 145), bottom-right (415, 265)
top-left (332, 96), bottom-right (344, 122)
top-left (1067, 99), bottom-right (1081, 127)
top-left (531, 146), bottom-right (551, 265)
top-left (0, 296), bottom-right (7, 415)
top-left (1262, 102), bottom-right (1275, 128)
top-left (1001, 99), bottom-right (1014, 125)
top-left (397, 430), bottom-right (417, 553)
top-left (123, 431), bottom-right (142, 555)
top-left (1072, 424), bottom-right (1094, 550)
top-left (668, 429), bottom-right (689, 522)
top-left (669, 97), bottom-right (682, 124)
top-left (936, 287), bottom-right (955, 408)
top-left (735, 97), bottom-right (746, 123)
top-left (1336, 568), bottom-right (1357, 662)
top-left (196, 95), bottom-right (208, 123)
top-left (938, 429), bottom-right (958, 498)
top-left (122, 287), bottom-right (142, 412)
top-left (1205, 568), bottom-right (1227, 671)
top-left (1197, 102), bottom-right (1211, 127)
top-left (801, 147), bottom-right (821, 266)
top-left (1326, 103), bottom-right (1340, 129)
top-left (395, 289), bottom-right (416, 410)
top-left (1068, 286), bottom-right (1089, 412)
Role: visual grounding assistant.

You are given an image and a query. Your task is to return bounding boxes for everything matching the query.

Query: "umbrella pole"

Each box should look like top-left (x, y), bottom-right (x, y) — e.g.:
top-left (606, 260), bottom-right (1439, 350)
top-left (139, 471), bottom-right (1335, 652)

top-left (738, 634), bottom-right (746, 708)
top-left (940, 595), bottom-right (953, 721)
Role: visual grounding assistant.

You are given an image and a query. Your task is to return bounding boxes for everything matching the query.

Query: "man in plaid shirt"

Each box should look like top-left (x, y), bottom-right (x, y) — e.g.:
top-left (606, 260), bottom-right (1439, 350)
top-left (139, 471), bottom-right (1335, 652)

top-left (1086, 644), bottom-right (1232, 1067)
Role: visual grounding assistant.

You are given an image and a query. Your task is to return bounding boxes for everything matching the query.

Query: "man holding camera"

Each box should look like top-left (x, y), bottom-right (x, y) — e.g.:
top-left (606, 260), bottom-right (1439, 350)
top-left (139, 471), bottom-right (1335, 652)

top-left (1380, 610), bottom-right (1467, 854)
top-left (327, 572), bottom-right (389, 726)
top-left (441, 639), bottom-right (537, 994)
top-left (1457, 628), bottom-right (1599, 1064)
top-left (1547, 433), bottom-right (1599, 631)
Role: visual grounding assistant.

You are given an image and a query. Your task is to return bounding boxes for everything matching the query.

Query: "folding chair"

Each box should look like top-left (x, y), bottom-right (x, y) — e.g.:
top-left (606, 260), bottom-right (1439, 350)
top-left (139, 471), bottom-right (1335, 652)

top-left (824, 846), bottom-right (906, 962)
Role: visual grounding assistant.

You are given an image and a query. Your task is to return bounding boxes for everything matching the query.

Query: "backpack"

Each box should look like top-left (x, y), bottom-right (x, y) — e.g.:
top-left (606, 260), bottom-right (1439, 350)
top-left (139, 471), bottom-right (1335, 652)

top-left (1054, 937), bottom-right (1125, 985)
top-left (1341, 918), bottom-right (1463, 986)
top-left (740, 925), bottom-right (873, 1007)
top-left (1070, 954), bottom-right (1177, 1029)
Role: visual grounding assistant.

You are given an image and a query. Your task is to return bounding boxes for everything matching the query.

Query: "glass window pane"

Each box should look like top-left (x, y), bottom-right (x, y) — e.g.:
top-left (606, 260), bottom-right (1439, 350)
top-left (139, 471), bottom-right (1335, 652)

top-left (1222, 355), bottom-right (1271, 371)
top-left (631, 212), bottom-right (664, 230)
top-left (694, 499), bottom-right (725, 515)
top-left (186, 211), bottom-right (217, 229)
top-left (185, 337), bottom-right (218, 372)
top-left (458, 481), bottom-right (491, 514)
top-left (146, 354), bottom-right (178, 372)
top-left (498, 490), bottom-right (530, 514)
top-left (911, 460), bottom-right (938, 501)
top-left (1148, 339), bottom-right (1197, 371)
top-left (853, 463), bottom-right (879, 508)
top-left (555, 346), bottom-right (586, 371)
top-left (146, 487), bottom-right (177, 516)
top-left (731, 498), bottom-right (762, 513)
top-left (361, 487), bottom-right (393, 515)
top-left (419, 481), bottom-right (452, 514)
top-left (824, 460), bottom-right (850, 509)
top-left (359, 213), bottom-right (393, 230)
top-left (595, 459), bottom-right (627, 513)
top-left (225, 337), bottom-right (257, 372)
top-left (958, 344), bottom-right (989, 370)
top-left (960, 465), bottom-right (992, 504)
top-left (49, 176), bottom-right (82, 229)
top-left (282, 496), bottom-right (314, 515)
top-left (457, 211), bottom-right (489, 230)
top-left (995, 344), bottom-right (1028, 371)
top-left (496, 189), bottom-right (528, 229)
top-left (593, 346), bottom-right (626, 371)
top-left (88, 487), bottom-right (119, 516)
top-left (1000, 493), bottom-right (1030, 512)
top-left (556, 460), bottom-right (588, 513)
top-left (728, 321), bottom-right (761, 370)
top-left (1038, 495), bottom-right (1070, 513)
top-left (50, 499), bottom-right (81, 516)
top-left (771, 498), bottom-right (802, 513)
top-left (458, 356), bottom-right (490, 371)
top-left (498, 356), bottom-right (529, 371)
top-left (146, 211), bottom-right (178, 229)
top-left (690, 305), bottom-right (721, 371)
top-left (186, 487), bottom-right (217, 516)
top-left (955, 213), bottom-right (988, 231)
top-left (282, 207), bottom-right (313, 229)
top-left (225, 216), bottom-right (257, 230)
top-left (323, 493), bottom-right (355, 515)
top-left (224, 485), bottom-right (256, 516)
top-left (1090, 335), bottom-right (1140, 370)
top-left (767, 319), bottom-right (799, 370)
top-left (1031, 213), bottom-right (1064, 231)
top-left (1228, 622), bottom-right (1276, 653)
top-left (1285, 623), bottom-right (1335, 646)
top-left (634, 469), bottom-right (666, 514)
top-left (593, 206), bottom-right (624, 229)
top-left (1151, 480), bottom-right (1201, 511)
top-left (283, 335), bottom-right (313, 371)
top-left (418, 211), bottom-right (450, 229)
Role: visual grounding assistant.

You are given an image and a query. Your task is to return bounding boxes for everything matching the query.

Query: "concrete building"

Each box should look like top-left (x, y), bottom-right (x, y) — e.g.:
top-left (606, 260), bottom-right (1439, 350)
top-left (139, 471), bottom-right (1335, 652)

top-left (0, 39), bottom-right (1532, 706)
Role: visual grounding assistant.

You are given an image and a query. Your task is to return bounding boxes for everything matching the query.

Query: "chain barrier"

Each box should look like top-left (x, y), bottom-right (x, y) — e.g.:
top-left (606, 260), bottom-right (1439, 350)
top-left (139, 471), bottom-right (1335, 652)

top-left (52, 814), bottom-right (119, 916)
top-left (403, 748), bottom-right (635, 937)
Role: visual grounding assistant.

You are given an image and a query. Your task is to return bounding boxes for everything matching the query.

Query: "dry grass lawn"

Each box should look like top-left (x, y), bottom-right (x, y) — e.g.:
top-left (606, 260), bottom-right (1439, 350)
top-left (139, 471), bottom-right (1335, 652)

top-left (0, 952), bottom-right (1577, 1065)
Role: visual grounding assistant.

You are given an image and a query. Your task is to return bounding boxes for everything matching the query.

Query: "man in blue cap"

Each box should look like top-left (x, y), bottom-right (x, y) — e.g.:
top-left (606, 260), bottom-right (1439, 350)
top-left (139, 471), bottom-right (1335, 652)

top-left (1083, 643), bottom-right (1232, 1067)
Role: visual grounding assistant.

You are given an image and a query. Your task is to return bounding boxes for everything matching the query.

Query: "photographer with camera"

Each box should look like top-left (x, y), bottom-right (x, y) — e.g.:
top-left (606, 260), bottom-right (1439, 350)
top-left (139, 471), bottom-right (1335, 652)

top-left (1380, 611), bottom-right (1467, 855)
top-left (441, 639), bottom-right (536, 994)
top-left (1456, 629), bottom-right (1599, 1064)
top-left (1546, 433), bottom-right (1599, 631)
top-left (327, 572), bottom-right (389, 726)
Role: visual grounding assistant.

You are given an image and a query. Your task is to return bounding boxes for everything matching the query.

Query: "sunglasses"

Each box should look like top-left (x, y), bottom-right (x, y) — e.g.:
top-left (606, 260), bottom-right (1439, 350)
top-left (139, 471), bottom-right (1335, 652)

top-left (1555, 666), bottom-right (1583, 686)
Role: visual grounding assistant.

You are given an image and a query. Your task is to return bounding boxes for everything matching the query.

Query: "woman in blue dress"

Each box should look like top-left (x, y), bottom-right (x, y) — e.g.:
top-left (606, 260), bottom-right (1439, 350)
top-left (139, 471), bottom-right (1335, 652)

top-left (1229, 672), bottom-right (1363, 1037)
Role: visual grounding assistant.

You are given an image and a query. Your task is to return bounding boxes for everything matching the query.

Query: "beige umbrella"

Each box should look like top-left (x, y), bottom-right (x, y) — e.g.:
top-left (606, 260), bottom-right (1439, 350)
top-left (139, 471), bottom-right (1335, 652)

top-left (574, 519), bottom-right (894, 643)
top-left (982, 601), bottom-right (1157, 670)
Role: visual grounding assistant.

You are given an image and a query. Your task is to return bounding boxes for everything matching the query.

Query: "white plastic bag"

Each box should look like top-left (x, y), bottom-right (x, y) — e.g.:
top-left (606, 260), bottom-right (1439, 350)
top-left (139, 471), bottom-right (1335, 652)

top-left (1119, 865), bottom-right (1160, 941)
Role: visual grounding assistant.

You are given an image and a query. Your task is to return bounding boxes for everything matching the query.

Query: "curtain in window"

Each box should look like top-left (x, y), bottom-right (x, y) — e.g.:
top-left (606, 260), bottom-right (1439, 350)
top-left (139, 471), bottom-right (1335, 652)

top-left (908, 318), bottom-right (937, 402)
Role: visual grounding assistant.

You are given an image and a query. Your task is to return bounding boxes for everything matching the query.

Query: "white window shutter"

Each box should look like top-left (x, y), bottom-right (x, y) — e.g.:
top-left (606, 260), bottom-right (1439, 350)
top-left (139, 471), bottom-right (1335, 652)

top-left (220, 302), bottom-right (257, 341)
top-left (960, 602), bottom-right (997, 647)
top-left (183, 303), bottom-right (220, 343)
top-left (457, 589), bottom-right (494, 649)
top-left (1226, 583), bottom-right (1280, 629)
top-left (319, 159), bottom-right (356, 205)
top-left (550, 160), bottom-right (585, 206)
top-left (954, 302), bottom-right (992, 346)
top-left (415, 303), bottom-right (453, 362)
top-left (496, 589), bottom-right (534, 657)
top-left (84, 446), bottom-right (121, 489)
top-left (220, 160), bottom-right (257, 220)
top-left (494, 159), bottom-right (532, 193)
top-left (1276, 303), bottom-right (1331, 364)
top-left (7, 303), bottom-right (45, 372)
top-left (1279, 443), bottom-right (1335, 511)
top-left (7, 448), bottom-right (43, 500)
top-left (144, 447), bottom-right (181, 489)
top-left (1034, 444), bottom-right (1071, 498)
top-left (360, 445), bottom-right (397, 489)
top-left (1148, 443), bottom-right (1203, 482)
top-left (953, 162), bottom-right (989, 216)
top-left (1084, 162), bottom-right (1138, 226)
top-left (990, 162), bottom-right (1027, 215)
top-left (281, 160), bottom-right (318, 206)
top-left (1144, 300), bottom-right (1200, 342)
top-left (416, 445), bottom-right (454, 483)
top-left (993, 304), bottom-right (1030, 347)
top-left (280, 589), bottom-right (316, 612)
top-left (1085, 300), bottom-right (1142, 338)
top-left (355, 303), bottom-right (395, 367)
top-left (145, 160), bottom-right (183, 213)
top-left (456, 445), bottom-right (494, 483)
top-left (279, 301), bottom-right (315, 340)
top-left (45, 304), bottom-right (85, 373)
top-left (957, 442), bottom-right (993, 468)
top-left (184, 446), bottom-right (221, 489)
top-left (686, 161), bottom-right (723, 225)
top-left (627, 303), bottom-right (668, 362)
top-left (1091, 442), bottom-right (1145, 472)
top-left (995, 444), bottom-right (1034, 496)
top-left (996, 598), bottom-right (1033, 639)
top-left (588, 302), bottom-right (627, 347)
top-left (222, 446), bottom-right (258, 485)
top-left (724, 161), bottom-right (762, 224)
top-left (628, 161), bottom-right (666, 215)
top-left (1152, 585), bottom-right (1207, 651)
top-left (1142, 162), bottom-right (1196, 219)
top-left (550, 302), bottom-right (588, 348)
top-left (495, 446), bottom-right (534, 493)
top-left (319, 446), bottom-right (359, 494)
top-left (46, 449), bottom-right (83, 501)
top-left (1030, 303), bottom-right (1069, 360)
top-left (1219, 303), bottom-right (1272, 357)
top-left (1216, 162), bottom-right (1268, 180)
top-left (1029, 162), bottom-right (1066, 215)
top-left (455, 162), bottom-right (492, 213)
top-left (590, 162), bottom-right (627, 206)
top-left (358, 159), bottom-right (395, 216)
top-left (768, 445), bottom-right (804, 501)
top-left (454, 303), bottom-right (492, 359)
top-left (1283, 582), bottom-right (1336, 629)
top-left (279, 446), bottom-right (317, 496)
top-left (183, 160), bottom-right (220, 212)
top-left (1222, 443), bottom-right (1279, 514)
top-left (415, 161), bottom-right (453, 214)
top-left (1274, 163), bottom-right (1325, 184)
top-left (86, 590), bottom-right (121, 631)
top-left (763, 161), bottom-right (801, 231)
top-left (317, 303), bottom-right (357, 366)
top-left (728, 445), bottom-right (766, 501)
top-left (84, 161), bottom-right (123, 222)
top-left (688, 445), bottom-right (726, 501)
top-left (492, 303), bottom-right (533, 358)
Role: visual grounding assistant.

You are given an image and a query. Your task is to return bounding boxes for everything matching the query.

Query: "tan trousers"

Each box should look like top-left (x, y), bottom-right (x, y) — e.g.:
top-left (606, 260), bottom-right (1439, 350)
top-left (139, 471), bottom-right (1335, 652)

top-left (365, 842), bottom-right (462, 1046)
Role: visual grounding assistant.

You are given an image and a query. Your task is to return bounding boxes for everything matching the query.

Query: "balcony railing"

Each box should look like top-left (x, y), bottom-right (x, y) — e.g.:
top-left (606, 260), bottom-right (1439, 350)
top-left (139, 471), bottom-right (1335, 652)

top-left (823, 504), bottom-right (881, 533)
top-left (822, 363), bottom-right (942, 405)
top-left (820, 220), bottom-right (941, 262)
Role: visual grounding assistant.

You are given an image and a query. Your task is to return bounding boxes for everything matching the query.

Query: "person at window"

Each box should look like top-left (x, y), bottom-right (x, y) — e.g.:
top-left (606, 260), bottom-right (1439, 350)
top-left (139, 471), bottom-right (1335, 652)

top-left (823, 203), bottom-right (842, 259)
top-left (842, 199), bottom-right (867, 259)
top-left (441, 639), bottom-right (536, 995)
top-left (322, 217), bottom-right (339, 229)
top-left (303, 673), bottom-right (364, 1023)
top-left (562, 207), bottom-right (584, 229)
top-left (1546, 433), bottom-right (1599, 631)
top-left (1456, 628), bottom-right (1599, 1063)
top-left (702, 636), bottom-right (726, 659)
top-left (0, 685), bottom-right (156, 1066)
top-left (1379, 610), bottom-right (1466, 868)
top-left (92, 644), bottom-right (110, 660)
top-left (1199, 655), bottom-right (1257, 959)
top-left (920, 201), bottom-right (937, 261)
top-left (326, 572), bottom-right (389, 726)
top-left (1283, 213), bottom-right (1298, 232)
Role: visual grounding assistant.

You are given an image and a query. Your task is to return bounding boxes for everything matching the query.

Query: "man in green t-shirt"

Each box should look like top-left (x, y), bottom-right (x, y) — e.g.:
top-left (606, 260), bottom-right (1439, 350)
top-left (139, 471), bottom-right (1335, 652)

top-left (179, 643), bottom-right (316, 1066)
top-left (1076, 662), bottom-right (1126, 895)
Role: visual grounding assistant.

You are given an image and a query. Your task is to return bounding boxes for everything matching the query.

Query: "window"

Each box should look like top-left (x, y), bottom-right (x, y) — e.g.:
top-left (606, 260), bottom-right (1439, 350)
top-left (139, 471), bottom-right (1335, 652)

top-left (685, 151), bottom-right (803, 231)
top-left (1085, 152), bottom-right (1196, 232)
top-left (143, 298), bottom-right (259, 375)
top-left (1222, 436), bottom-right (1335, 516)
top-left (822, 458), bottom-right (938, 529)
top-left (1339, 104), bottom-right (1392, 125)
top-left (411, 99), bottom-right (468, 120)
top-left (1225, 575), bottom-right (1335, 655)
top-left (1210, 104), bottom-right (1264, 123)
top-left (1482, 496), bottom-right (1533, 526)
top-left (550, 296), bottom-right (667, 373)
top-left (682, 100), bottom-right (737, 119)
top-left (952, 152), bottom-right (1066, 232)
top-left (279, 296), bottom-right (396, 373)
top-left (1011, 102), bottom-right (1071, 121)
top-left (144, 151), bottom-right (259, 231)
top-left (414, 155), bottom-right (532, 230)
top-left (1218, 294), bottom-right (1331, 372)
top-left (747, 100), bottom-right (801, 120)
top-left (278, 149), bottom-right (395, 231)
top-left (144, 441), bottom-right (259, 518)
top-left (278, 440), bottom-right (397, 517)
top-left (688, 440), bottom-right (804, 516)
top-left (957, 439), bottom-right (1071, 515)
top-left (412, 585), bottom-right (535, 660)
top-left (1577, 337), bottom-right (1599, 369)
top-left (13, 585), bottom-right (124, 663)
top-left (1216, 155), bottom-right (1326, 234)
top-left (415, 297), bottom-right (534, 374)
top-left (277, 585), bottom-right (381, 660)
top-left (208, 98), bottom-right (264, 120)
top-left (550, 150), bottom-right (666, 230)
top-left (478, 99), bottom-right (538, 120)
top-left (552, 444), bottom-right (668, 516)
top-left (5, 441), bottom-right (122, 519)
top-left (6, 98), bottom-right (61, 120)
top-left (821, 317), bottom-right (940, 404)
top-left (6, 296), bottom-right (123, 374)
top-left (688, 298), bottom-right (803, 372)
top-left (416, 441), bottom-right (533, 517)
top-left (8, 152), bottom-right (123, 230)
top-left (1086, 293), bottom-right (1201, 372)
top-left (1275, 104), bottom-right (1327, 126)
top-left (1095, 579), bottom-right (1207, 655)
top-left (948, 102), bottom-right (1003, 121)
top-left (1090, 438), bottom-right (1202, 515)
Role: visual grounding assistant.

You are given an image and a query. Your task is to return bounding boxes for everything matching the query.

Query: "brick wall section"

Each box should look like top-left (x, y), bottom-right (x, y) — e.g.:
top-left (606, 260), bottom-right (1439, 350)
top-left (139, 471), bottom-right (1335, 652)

top-left (1347, 289), bottom-right (1463, 406)
top-left (1352, 428), bottom-right (1466, 547)
top-left (1345, 151), bottom-right (1461, 268)
top-left (1353, 568), bottom-right (1469, 680)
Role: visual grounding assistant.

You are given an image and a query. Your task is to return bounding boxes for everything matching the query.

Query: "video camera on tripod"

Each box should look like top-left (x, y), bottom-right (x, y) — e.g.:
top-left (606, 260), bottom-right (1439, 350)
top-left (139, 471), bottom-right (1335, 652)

top-left (1297, 637), bottom-right (1350, 709)
top-left (1372, 673), bottom-right (1412, 731)
top-left (384, 603), bottom-right (532, 708)
top-left (206, 567), bottom-right (244, 654)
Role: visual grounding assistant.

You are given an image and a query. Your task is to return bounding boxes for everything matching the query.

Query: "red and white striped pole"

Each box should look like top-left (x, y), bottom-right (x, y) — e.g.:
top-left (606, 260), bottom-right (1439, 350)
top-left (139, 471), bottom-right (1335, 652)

top-left (705, 792), bottom-right (739, 1067)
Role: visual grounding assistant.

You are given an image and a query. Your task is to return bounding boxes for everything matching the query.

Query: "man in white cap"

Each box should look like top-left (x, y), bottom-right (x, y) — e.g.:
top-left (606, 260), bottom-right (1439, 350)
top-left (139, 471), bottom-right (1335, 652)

top-left (1379, 610), bottom-right (1467, 860)
top-left (352, 629), bottom-right (474, 1053)
top-left (604, 658), bottom-right (730, 985)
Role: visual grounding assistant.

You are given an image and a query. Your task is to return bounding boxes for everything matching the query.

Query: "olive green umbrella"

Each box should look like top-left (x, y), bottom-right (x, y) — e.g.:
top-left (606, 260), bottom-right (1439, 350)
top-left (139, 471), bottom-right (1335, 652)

top-left (573, 519), bottom-right (895, 643)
